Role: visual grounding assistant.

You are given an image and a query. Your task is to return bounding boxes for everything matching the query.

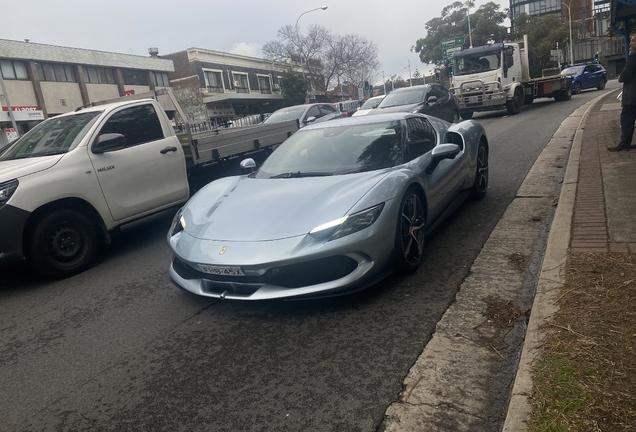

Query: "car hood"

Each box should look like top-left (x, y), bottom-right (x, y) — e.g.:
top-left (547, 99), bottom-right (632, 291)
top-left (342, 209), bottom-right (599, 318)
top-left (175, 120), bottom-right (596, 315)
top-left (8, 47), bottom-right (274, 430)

top-left (182, 171), bottom-right (389, 241)
top-left (0, 155), bottom-right (64, 182)
top-left (372, 103), bottom-right (420, 114)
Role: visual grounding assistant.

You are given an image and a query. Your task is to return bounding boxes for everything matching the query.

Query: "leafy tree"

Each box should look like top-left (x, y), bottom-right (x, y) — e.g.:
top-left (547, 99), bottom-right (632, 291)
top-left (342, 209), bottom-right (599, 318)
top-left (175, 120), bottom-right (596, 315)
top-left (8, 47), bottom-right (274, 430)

top-left (413, 2), bottom-right (508, 65)
top-left (279, 70), bottom-right (307, 106)
top-left (512, 12), bottom-right (582, 77)
top-left (263, 25), bottom-right (379, 96)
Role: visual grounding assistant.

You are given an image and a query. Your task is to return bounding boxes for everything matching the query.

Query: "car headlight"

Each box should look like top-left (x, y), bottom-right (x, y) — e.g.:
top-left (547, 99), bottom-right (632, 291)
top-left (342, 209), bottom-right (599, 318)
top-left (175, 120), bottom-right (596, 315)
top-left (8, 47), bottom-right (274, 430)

top-left (169, 207), bottom-right (186, 237)
top-left (309, 203), bottom-right (385, 241)
top-left (0, 179), bottom-right (18, 206)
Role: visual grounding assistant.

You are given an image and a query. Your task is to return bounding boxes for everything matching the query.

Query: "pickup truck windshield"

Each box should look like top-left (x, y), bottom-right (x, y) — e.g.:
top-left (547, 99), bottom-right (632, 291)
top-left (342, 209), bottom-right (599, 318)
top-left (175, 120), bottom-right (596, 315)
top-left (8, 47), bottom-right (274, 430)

top-left (453, 51), bottom-right (501, 76)
top-left (1, 111), bottom-right (102, 161)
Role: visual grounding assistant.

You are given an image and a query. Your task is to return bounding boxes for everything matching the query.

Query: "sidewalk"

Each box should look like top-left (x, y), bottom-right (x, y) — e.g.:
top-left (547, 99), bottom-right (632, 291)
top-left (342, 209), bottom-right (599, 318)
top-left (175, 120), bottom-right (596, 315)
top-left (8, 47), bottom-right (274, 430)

top-left (504, 88), bottom-right (636, 430)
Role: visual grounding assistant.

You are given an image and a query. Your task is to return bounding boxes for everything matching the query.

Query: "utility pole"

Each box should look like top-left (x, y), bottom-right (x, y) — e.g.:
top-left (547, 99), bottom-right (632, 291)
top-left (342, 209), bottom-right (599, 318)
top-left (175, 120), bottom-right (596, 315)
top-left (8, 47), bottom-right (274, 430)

top-left (0, 72), bottom-right (19, 138)
top-left (406, 60), bottom-right (412, 86)
top-left (382, 71), bottom-right (387, 95)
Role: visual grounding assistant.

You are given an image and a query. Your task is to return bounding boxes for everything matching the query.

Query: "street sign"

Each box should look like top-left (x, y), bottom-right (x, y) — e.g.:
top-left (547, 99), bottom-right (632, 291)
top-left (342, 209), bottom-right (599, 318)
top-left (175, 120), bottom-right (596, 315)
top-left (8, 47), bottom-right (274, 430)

top-left (441, 37), bottom-right (465, 61)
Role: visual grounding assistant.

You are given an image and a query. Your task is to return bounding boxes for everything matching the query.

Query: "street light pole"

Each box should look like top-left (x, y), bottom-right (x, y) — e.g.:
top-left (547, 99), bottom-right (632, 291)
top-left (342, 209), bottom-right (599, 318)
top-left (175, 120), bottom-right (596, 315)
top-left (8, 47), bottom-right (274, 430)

top-left (561, 1), bottom-right (574, 66)
top-left (295, 6), bottom-right (328, 28)
top-left (382, 71), bottom-right (387, 95)
top-left (405, 60), bottom-right (412, 86)
top-left (466, 1), bottom-right (473, 48)
top-left (295, 6), bottom-right (328, 103)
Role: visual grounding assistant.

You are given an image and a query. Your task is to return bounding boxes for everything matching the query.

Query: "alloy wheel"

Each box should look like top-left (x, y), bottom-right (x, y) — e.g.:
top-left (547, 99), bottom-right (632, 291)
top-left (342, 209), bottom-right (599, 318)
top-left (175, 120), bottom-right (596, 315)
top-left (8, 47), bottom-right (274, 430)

top-left (400, 194), bottom-right (425, 266)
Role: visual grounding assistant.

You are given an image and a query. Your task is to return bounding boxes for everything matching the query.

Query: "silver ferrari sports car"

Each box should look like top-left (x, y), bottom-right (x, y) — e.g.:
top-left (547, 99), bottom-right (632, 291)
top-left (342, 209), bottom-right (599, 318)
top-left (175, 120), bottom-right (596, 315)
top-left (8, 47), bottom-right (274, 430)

top-left (168, 113), bottom-right (488, 300)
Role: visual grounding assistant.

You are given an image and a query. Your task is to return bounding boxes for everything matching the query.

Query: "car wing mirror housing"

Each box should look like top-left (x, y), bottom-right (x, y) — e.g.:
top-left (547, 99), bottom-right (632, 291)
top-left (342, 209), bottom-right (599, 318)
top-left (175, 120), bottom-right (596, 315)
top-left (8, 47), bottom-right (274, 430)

top-left (425, 144), bottom-right (460, 174)
top-left (240, 157), bottom-right (257, 174)
top-left (426, 96), bottom-right (438, 105)
top-left (305, 116), bottom-right (317, 124)
top-left (92, 133), bottom-right (127, 154)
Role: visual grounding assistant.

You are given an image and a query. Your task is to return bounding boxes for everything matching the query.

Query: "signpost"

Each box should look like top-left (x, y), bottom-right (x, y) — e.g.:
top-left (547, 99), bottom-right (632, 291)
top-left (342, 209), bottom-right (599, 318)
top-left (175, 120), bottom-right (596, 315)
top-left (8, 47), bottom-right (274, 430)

top-left (441, 37), bottom-right (465, 61)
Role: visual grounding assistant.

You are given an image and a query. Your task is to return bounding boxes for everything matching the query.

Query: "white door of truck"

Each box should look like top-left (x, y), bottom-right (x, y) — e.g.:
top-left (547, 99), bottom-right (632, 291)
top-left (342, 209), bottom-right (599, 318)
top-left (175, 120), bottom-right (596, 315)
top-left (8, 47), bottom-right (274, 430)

top-left (88, 103), bottom-right (189, 221)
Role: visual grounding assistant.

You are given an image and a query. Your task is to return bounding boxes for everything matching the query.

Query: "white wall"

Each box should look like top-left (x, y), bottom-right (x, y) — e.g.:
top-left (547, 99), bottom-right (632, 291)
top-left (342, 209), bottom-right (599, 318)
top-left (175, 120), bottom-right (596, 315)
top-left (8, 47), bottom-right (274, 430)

top-left (41, 81), bottom-right (83, 114)
top-left (2, 80), bottom-right (38, 107)
top-left (86, 83), bottom-right (119, 102)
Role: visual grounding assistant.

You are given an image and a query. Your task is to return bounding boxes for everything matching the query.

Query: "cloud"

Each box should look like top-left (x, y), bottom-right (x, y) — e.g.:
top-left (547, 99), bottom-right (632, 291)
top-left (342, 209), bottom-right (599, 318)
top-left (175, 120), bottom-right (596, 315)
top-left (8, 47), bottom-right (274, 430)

top-left (229, 42), bottom-right (262, 58)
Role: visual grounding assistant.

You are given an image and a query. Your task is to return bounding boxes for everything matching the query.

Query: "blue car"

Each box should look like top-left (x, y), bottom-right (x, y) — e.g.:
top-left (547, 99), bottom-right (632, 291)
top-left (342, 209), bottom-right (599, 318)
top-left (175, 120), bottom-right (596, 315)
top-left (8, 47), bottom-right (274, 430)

top-left (561, 64), bottom-right (607, 94)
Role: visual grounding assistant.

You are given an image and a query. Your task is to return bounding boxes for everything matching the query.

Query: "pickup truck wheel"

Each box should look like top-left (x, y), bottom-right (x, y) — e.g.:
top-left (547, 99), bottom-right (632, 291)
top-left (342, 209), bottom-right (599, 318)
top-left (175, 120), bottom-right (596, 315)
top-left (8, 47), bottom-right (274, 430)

top-left (573, 82), bottom-right (582, 94)
top-left (470, 141), bottom-right (489, 200)
top-left (598, 78), bottom-right (606, 90)
top-left (27, 209), bottom-right (99, 278)
top-left (506, 88), bottom-right (524, 115)
top-left (460, 111), bottom-right (473, 120)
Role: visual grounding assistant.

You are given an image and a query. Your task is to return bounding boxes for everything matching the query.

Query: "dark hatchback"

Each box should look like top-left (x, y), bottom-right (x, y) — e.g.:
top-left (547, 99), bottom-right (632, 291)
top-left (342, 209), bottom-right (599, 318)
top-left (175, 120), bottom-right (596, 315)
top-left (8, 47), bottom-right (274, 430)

top-left (368, 84), bottom-right (460, 123)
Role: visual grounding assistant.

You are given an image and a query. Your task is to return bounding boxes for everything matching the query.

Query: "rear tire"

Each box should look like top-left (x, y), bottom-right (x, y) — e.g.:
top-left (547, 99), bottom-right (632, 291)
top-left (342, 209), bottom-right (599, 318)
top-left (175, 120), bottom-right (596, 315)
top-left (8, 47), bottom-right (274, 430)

top-left (460, 111), bottom-right (474, 120)
top-left (554, 81), bottom-right (573, 102)
top-left (27, 209), bottom-right (99, 278)
top-left (506, 87), bottom-right (524, 115)
top-left (470, 141), bottom-right (489, 200)
top-left (598, 78), bottom-right (606, 90)
top-left (393, 188), bottom-right (426, 275)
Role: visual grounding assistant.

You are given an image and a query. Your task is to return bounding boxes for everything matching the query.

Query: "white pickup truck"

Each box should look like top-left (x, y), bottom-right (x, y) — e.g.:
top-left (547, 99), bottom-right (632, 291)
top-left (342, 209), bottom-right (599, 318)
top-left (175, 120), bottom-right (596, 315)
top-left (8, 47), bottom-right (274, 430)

top-left (0, 97), bottom-right (298, 277)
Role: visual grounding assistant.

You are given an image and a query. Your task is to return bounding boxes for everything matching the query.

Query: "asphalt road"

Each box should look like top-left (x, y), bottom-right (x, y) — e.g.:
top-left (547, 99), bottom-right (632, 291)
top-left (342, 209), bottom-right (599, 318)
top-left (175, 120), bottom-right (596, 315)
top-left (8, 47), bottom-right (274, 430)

top-left (0, 83), bottom-right (618, 432)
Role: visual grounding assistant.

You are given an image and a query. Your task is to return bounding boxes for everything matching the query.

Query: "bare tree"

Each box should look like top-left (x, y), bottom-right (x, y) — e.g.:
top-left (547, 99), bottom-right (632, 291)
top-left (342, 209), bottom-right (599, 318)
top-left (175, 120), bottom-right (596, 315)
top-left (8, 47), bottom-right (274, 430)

top-left (170, 75), bottom-right (208, 126)
top-left (263, 24), bottom-right (379, 97)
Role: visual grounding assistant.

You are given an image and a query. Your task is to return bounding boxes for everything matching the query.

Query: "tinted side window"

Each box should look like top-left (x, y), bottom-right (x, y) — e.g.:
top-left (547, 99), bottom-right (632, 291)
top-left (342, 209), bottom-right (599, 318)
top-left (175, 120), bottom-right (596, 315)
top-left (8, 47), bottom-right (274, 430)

top-left (98, 104), bottom-right (164, 148)
top-left (320, 104), bottom-right (337, 114)
top-left (306, 106), bottom-right (321, 119)
top-left (405, 117), bottom-right (436, 161)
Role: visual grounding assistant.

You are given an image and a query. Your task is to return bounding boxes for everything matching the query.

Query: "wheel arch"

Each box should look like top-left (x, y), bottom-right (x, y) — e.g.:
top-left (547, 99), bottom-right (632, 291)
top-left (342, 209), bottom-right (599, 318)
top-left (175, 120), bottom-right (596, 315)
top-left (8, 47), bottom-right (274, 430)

top-left (23, 198), bottom-right (110, 253)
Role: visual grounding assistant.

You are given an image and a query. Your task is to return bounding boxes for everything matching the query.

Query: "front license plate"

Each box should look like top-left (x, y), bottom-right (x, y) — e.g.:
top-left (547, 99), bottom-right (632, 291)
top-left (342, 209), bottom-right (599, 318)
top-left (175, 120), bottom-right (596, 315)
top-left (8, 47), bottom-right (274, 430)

top-left (468, 96), bottom-right (479, 102)
top-left (198, 264), bottom-right (244, 276)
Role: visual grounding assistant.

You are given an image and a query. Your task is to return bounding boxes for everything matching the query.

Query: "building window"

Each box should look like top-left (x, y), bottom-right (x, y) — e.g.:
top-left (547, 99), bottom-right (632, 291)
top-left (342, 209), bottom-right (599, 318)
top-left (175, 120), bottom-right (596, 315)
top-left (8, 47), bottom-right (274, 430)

top-left (83, 66), bottom-right (115, 84)
top-left (0, 61), bottom-right (28, 80)
top-left (153, 71), bottom-right (169, 87)
top-left (122, 69), bottom-right (148, 86)
top-left (36, 63), bottom-right (76, 82)
top-left (233, 72), bottom-right (249, 93)
top-left (203, 70), bottom-right (224, 93)
top-left (258, 75), bottom-right (272, 94)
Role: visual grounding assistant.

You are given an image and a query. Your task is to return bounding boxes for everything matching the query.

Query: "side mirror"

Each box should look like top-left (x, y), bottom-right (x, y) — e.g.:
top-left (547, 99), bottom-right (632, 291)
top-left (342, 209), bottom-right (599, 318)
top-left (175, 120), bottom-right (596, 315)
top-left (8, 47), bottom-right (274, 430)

top-left (240, 158), bottom-right (257, 174)
top-left (426, 144), bottom-right (460, 174)
top-left (92, 133), bottom-right (127, 154)
top-left (305, 116), bottom-right (317, 124)
top-left (426, 96), bottom-right (438, 105)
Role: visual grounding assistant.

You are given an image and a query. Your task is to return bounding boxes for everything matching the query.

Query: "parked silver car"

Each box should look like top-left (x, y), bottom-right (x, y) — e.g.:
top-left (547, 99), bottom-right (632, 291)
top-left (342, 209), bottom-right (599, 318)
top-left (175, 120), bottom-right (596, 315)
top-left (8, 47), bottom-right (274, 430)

top-left (168, 113), bottom-right (489, 300)
top-left (263, 103), bottom-right (344, 128)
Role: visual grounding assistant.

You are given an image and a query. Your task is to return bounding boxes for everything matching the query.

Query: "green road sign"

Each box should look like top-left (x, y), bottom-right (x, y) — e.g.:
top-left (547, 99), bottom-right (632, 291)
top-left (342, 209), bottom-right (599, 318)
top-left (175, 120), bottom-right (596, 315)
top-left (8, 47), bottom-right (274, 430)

top-left (441, 37), bottom-right (465, 61)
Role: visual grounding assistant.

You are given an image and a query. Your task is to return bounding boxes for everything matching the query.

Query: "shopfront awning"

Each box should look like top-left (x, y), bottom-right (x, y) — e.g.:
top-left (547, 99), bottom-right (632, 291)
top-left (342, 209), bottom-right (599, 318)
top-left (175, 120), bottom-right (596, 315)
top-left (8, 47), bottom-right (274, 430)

top-left (202, 92), bottom-right (284, 105)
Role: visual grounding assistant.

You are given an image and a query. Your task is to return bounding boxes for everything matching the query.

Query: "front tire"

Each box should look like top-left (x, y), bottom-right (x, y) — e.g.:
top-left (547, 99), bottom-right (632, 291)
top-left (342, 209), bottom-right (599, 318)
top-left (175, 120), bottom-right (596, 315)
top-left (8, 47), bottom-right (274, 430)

top-left (573, 82), bottom-right (582, 94)
top-left (470, 141), bottom-right (489, 200)
top-left (27, 209), bottom-right (99, 278)
top-left (598, 78), bottom-right (606, 90)
top-left (393, 188), bottom-right (426, 274)
top-left (506, 87), bottom-right (524, 115)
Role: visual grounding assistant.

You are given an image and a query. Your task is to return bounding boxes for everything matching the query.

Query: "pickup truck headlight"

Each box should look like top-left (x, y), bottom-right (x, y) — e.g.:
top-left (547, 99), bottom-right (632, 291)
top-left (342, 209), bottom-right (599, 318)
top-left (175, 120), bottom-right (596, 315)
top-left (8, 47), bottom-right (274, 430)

top-left (0, 179), bottom-right (18, 206)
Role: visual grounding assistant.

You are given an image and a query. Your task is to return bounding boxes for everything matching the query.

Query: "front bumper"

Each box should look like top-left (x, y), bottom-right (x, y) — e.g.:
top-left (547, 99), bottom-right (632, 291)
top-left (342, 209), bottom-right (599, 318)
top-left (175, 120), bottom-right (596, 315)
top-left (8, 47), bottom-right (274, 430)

top-left (167, 215), bottom-right (397, 300)
top-left (0, 204), bottom-right (30, 265)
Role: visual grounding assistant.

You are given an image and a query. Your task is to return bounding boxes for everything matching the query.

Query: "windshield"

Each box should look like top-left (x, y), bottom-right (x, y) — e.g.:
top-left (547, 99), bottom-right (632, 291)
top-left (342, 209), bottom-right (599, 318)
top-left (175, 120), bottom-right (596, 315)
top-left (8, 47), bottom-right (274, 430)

top-left (561, 66), bottom-right (584, 76)
top-left (263, 106), bottom-right (306, 124)
top-left (378, 89), bottom-right (425, 108)
top-left (360, 97), bottom-right (383, 110)
top-left (255, 120), bottom-right (405, 178)
top-left (1, 111), bottom-right (102, 161)
top-left (453, 50), bottom-right (501, 76)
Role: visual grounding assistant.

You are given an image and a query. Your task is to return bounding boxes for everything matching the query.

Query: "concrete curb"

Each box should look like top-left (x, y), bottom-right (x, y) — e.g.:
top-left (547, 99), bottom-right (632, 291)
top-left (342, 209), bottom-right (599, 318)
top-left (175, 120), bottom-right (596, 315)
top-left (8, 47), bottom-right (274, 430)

top-left (501, 90), bottom-right (619, 431)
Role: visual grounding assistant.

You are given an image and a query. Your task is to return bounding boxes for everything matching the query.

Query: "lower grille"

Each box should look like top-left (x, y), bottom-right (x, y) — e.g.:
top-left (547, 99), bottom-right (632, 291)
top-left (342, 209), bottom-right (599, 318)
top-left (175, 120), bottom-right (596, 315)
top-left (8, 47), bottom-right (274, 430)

top-left (172, 255), bottom-right (358, 289)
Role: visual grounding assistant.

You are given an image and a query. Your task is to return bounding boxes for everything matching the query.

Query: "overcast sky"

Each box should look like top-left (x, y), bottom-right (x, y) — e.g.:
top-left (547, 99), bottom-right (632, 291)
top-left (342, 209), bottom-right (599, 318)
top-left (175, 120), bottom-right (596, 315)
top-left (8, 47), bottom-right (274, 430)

top-left (4, 0), bottom-right (509, 84)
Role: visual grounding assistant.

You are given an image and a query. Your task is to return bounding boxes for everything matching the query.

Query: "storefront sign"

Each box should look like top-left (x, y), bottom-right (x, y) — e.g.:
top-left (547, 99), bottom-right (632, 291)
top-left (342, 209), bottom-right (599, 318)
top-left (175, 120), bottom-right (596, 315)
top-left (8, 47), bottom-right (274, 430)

top-left (123, 90), bottom-right (136, 96)
top-left (2, 106), bottom-right (40, 112)
top-left (207, 103), bottom-right (235, 118)
top-left (5, 127), bottom-right (18, 141)
top-left (0, 109), bottom-right (44, 122)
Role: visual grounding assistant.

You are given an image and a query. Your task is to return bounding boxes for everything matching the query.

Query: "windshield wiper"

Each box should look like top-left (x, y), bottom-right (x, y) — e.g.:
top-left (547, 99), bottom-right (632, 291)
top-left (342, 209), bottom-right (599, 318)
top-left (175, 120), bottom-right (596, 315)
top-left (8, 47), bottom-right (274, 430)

top-left (270, 171), bottom-right (333, 178)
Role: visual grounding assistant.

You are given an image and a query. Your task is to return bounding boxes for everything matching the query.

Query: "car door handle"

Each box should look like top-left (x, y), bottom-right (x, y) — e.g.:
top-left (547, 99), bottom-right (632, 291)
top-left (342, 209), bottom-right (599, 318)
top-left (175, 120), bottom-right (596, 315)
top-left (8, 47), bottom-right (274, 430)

top-left (160, 146), bottom-right (178, 154)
